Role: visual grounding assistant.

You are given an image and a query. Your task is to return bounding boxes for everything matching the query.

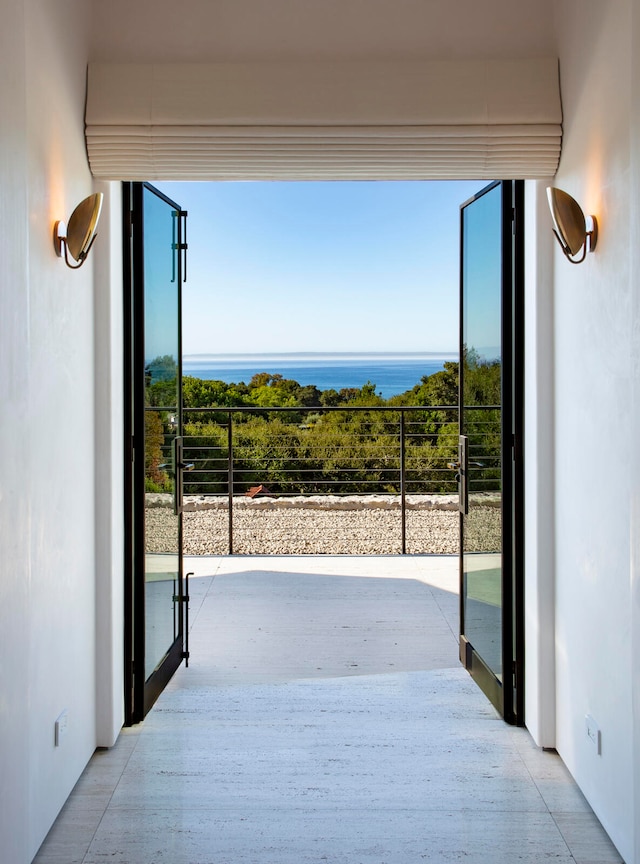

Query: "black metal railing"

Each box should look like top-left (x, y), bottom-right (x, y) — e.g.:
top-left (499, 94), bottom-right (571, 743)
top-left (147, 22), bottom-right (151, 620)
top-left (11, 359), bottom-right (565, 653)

top-left (170, 405), bottom-right (501, 555)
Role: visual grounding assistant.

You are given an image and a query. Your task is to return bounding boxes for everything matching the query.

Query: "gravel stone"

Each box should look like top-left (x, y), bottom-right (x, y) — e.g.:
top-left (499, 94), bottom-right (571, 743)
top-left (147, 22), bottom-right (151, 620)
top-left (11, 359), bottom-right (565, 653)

top-left (144, 494), bottom-right (501, 556)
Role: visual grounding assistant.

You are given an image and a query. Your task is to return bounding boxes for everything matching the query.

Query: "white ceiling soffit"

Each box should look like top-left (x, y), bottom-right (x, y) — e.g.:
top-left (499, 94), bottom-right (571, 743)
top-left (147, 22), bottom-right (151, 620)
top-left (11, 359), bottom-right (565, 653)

top-left (85, 60), bottom-right (562, 180)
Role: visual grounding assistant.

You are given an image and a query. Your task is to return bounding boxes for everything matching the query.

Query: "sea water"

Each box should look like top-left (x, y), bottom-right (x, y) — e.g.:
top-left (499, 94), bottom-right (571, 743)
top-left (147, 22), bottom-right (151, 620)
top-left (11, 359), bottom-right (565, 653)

top-left (182, 352), bottom-right (457, 399)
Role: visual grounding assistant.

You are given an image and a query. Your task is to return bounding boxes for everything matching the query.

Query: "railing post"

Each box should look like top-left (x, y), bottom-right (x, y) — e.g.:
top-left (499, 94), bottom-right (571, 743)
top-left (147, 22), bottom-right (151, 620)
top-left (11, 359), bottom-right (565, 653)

top-left (400, 410), bottom-right (406, 554)
top-left (227, 411), bottom-right (234, 554)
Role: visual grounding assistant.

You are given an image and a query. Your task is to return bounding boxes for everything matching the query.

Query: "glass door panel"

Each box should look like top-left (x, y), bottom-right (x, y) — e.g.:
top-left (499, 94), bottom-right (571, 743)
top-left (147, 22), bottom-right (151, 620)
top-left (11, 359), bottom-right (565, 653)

top-left (125, 182), bottom-right (187, 723)
top-left (459, 181), bottom-right (521, 723)
top-left (143, 183), bottom-right (181, 680)
top-left (462, 184), bottom-right (503, 682)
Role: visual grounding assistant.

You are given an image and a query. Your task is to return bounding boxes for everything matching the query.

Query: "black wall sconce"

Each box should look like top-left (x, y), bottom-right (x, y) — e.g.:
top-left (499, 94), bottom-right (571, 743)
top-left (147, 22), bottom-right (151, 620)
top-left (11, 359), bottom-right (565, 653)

top-left (546, 187), bottom-right (598, 264)
top-left (54, 193), bottom-right (104, 269)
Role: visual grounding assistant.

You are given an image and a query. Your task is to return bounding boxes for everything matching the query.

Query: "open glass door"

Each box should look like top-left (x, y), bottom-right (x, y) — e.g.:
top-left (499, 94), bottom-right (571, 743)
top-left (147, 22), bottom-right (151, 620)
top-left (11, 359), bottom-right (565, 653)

top-left (459, 180), bottom-right (524, 724)
top-left (124, 182), bottom-right (189, 723)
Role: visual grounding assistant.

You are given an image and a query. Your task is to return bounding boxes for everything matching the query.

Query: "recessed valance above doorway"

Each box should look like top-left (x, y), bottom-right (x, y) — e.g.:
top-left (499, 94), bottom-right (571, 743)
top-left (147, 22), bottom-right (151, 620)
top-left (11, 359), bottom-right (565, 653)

top-left (85, 59), bottom-right (562, 180)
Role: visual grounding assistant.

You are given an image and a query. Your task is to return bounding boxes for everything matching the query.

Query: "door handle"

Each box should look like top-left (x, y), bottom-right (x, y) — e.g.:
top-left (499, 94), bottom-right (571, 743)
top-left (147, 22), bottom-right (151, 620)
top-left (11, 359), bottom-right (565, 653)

top-left (173, 437), bottom-right (192, 515)
top-left (458, 435), bottom-right (469, 516)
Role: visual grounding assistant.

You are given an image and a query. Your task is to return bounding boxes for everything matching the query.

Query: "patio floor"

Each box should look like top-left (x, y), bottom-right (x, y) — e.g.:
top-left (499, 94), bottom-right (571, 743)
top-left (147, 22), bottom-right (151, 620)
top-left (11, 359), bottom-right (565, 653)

top-left (34, 555), bottom-right (623, 864)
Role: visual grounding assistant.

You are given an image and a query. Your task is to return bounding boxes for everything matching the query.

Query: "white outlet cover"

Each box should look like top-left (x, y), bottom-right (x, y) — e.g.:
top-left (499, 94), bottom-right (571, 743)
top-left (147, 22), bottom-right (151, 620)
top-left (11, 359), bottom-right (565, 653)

top-left (54, 710), bottom-right (68, 747)
top-left (585, 714), bottom-right (602, 755)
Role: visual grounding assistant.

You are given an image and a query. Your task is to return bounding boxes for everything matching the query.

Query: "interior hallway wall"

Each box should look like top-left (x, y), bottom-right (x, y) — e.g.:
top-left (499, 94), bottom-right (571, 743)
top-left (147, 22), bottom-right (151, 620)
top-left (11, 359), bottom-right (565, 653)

top-left (0, 2), bottom-right (31, 861)
top-left (93, 180), bottom-right (124, 749)
top-left (0, 2), bottom-right (100, 861)
top-left (629, 0), bottom-right (640, 861)
top-left (552, 1), bottom-right (636, 860)
top-left (523, 180), bottom-right (557, 749)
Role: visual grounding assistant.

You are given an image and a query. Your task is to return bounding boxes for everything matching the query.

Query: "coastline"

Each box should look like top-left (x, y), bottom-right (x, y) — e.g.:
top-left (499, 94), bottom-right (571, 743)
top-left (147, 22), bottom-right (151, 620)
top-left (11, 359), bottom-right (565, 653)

top-left (180, 351), bottom-right (458, 399)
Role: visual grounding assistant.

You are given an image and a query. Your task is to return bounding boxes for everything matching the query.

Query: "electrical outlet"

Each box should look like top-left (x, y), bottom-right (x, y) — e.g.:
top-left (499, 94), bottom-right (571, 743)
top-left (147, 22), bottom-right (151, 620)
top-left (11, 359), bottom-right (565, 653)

top-left (54, 710), bottom-right (68, 747)
top-left (585, 714), bottom-right (602, 755)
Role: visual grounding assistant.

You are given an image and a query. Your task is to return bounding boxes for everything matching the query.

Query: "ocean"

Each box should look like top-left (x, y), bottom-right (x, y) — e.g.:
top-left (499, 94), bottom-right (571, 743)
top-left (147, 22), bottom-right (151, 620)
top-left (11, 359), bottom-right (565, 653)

top-left (182, 352), bottom-right (457, 399)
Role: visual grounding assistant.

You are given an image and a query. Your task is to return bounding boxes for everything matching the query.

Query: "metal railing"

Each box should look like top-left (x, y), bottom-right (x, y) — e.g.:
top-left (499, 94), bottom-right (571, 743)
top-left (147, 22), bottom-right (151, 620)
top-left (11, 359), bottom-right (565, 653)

top-left (174, 405), bottom-right (501, 555)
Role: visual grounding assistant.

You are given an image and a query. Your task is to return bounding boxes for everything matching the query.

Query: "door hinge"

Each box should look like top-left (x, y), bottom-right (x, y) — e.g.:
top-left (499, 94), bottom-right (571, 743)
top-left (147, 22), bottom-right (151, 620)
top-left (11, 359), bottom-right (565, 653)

top-left (131, 435), bottom-right (135, 462)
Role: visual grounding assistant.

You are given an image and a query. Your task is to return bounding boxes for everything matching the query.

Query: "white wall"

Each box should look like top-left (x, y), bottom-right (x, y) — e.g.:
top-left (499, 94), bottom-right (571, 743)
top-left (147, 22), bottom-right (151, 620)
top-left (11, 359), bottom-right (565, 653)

top-left (552, 1), bottom-right (637, 860)
top-left (0, 3), bottom-right (31, 861)
top-left (629, 1), bottom-right (640, 860)
top-left (0, 2), bottom-right (115, 861)
top-left (524, 180), bottom-right (557, 748)
top-left (94, 180), bottom-right (125, 748)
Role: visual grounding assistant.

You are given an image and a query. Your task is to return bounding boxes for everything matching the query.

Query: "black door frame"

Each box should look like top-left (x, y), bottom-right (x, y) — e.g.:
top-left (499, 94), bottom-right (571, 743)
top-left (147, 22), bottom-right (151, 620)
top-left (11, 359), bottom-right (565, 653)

top-left (122, 176), bottom-right (524, 726)
top-left (458, 179), bottom-right (525, 725)
top-left (123, 181), bottom-right (187, 725)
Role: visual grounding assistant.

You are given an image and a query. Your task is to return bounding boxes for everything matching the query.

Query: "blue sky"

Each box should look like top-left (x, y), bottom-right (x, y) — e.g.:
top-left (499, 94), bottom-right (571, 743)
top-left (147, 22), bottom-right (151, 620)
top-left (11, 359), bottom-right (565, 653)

top-left (156, 180), bottom-right (484, 355)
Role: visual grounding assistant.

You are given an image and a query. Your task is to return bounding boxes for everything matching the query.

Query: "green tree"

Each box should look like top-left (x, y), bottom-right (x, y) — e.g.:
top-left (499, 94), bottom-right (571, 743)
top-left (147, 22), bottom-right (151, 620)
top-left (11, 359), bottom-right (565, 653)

top-left (145, 411), bottom-right (171, 491)
top-left (320, 388), bottom-right (341, 406)
top-left (146, 354), bottom-right (178, 384)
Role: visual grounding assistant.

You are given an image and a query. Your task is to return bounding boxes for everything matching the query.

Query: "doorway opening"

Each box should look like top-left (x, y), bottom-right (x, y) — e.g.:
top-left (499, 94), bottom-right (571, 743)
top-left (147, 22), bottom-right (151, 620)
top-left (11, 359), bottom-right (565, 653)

top-left (123, 180), bottom-right (524, 726)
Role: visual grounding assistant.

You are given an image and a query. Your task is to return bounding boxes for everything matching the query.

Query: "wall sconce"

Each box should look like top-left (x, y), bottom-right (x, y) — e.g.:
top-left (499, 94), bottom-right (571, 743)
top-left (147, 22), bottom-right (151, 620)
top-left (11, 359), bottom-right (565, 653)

top-left (546, 187), bottom-right (598, 264)
top-left (53, 193), bottom-right (103, 269)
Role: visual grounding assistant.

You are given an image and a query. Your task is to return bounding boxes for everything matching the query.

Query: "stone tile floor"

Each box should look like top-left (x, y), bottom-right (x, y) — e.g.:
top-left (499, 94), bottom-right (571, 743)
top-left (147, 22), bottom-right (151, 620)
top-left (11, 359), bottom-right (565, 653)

top-left (34, 555), bottom-right (624, 864)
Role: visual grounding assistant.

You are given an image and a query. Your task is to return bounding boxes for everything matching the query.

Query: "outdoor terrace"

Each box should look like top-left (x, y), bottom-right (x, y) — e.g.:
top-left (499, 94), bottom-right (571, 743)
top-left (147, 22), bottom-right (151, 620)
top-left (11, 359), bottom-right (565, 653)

top-left (145, 405), bottom-right (501, 556)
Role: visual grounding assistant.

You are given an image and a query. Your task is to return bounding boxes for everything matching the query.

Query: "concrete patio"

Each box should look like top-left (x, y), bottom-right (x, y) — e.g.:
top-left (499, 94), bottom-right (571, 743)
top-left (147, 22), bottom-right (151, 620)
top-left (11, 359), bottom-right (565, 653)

top-left (34, 555), bottom-right (622, 863)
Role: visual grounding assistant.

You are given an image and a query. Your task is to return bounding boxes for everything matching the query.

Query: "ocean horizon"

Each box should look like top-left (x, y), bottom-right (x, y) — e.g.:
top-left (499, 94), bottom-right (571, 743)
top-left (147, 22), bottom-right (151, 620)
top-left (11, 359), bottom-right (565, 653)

top-left (182, 351), bottom-right (457, 399)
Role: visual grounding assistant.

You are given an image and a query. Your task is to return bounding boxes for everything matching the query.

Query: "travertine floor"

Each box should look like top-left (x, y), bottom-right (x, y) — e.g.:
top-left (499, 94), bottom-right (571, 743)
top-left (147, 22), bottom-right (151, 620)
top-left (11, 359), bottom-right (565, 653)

top-left (34, 556), bottom-right (623, 864)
